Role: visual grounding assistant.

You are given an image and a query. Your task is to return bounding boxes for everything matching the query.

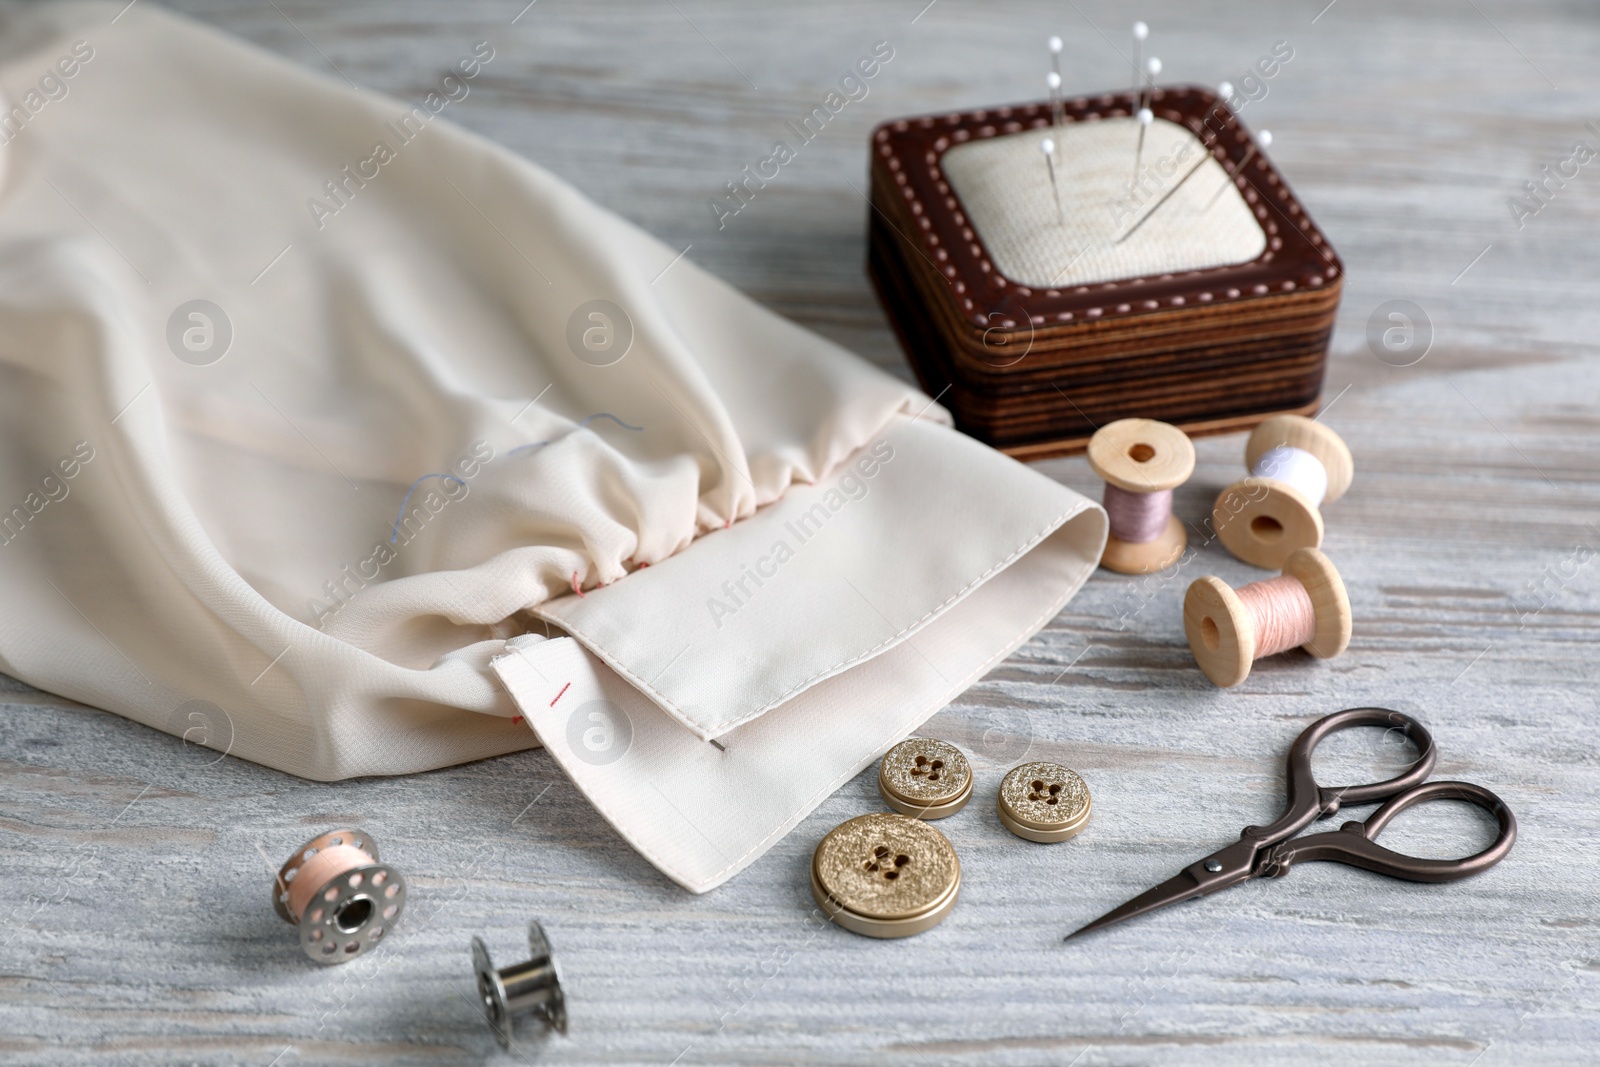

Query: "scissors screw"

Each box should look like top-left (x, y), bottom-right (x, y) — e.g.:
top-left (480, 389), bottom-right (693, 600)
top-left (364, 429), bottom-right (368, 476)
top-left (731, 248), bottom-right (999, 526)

top-left (1205, 860), bottom-right (1223, 872)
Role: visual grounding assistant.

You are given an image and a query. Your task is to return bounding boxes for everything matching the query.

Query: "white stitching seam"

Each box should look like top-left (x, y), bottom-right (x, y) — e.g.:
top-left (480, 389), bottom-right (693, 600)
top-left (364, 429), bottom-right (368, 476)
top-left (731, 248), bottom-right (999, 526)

top-left (537, 503), bottom-right (1080, 741)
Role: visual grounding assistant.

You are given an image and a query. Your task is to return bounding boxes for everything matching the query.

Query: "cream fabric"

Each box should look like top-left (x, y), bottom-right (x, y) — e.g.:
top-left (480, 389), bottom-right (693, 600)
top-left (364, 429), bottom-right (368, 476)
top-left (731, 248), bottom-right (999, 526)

top-left (496, 418), bottom-right (1102, 892)
top-left (0, 2), bottom-right (1106, 889)
top-left (940, 117), bottom-right (1266, 288)
top-left (534, 415), bottom-right (1097, 741)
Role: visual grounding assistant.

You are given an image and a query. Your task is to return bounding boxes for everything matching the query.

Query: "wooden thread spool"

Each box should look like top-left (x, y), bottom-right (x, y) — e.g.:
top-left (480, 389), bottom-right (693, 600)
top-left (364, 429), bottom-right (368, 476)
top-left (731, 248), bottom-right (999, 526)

top-left (1086, 418), bottom-right (1195, 574)
top-left (1213, 414), bottom-right (1353, 569)
top-left (1183, 546), bottom-right (1351, 688)
top-left (274, 829), bottom-right (406, 965)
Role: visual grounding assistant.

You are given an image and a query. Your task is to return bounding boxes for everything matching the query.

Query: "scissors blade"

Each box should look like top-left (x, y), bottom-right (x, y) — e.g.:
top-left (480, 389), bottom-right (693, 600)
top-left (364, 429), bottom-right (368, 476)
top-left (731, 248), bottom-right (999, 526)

top-left (1064, 869), bottom-right (1204, 941)
top-left (1065, 838), bottom-right (1262, 941)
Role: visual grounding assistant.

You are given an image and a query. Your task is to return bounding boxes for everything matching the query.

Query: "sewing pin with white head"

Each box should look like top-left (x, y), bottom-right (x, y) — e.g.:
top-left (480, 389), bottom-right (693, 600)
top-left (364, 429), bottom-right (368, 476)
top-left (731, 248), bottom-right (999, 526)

top-left (1047, 70), bottom-right (1064, 128)
top-left (1132, 57), bottom-right (1159, 184)
top-left (1205, 128), bottom-right (1272, 209)
top-left (1041, 136), bottom-right (1063, 225)
top-left (1131, 21), bottom-right (1148, 103)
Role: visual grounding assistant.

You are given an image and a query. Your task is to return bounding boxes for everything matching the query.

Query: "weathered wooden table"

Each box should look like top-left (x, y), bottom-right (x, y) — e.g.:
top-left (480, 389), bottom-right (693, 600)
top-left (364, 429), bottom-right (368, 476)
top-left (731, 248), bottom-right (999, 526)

top-left (3, 1), bottom-right (1597, 1063)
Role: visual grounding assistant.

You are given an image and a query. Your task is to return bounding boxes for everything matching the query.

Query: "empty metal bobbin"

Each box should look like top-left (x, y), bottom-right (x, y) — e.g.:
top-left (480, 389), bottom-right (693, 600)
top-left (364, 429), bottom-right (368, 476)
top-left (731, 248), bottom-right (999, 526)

top-left (472, 920), bottom-right (568, 1047)
top-left (273, 829), bottom-right (406, 965)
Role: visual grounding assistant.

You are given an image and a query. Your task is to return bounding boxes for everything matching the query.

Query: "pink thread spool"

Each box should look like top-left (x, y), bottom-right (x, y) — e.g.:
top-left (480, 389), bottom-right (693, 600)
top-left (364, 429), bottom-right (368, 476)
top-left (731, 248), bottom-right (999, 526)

top-left (274, 829), bottom-right (406, 964)
top-left (1086, 418), bottom-right (1196, 574)
top-left (1183, 547), bottom-right (1352, 687)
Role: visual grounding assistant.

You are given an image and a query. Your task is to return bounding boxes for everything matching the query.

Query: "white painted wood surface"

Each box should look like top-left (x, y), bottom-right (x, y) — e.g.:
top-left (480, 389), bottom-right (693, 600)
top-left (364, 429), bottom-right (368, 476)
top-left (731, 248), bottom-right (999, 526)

top-left (3, 1), bottom-right (1598, 1063)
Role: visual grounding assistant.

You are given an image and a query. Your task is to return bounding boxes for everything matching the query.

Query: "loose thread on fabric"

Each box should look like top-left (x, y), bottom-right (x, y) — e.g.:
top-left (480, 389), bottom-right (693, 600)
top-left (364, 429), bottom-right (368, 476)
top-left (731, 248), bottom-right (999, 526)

top-left (1236, 574), bottom-right (1317, 658)
top-left (389, 473), bottom-right (466, 543)
top-left (1102, 482), bottom-right (1173, 544)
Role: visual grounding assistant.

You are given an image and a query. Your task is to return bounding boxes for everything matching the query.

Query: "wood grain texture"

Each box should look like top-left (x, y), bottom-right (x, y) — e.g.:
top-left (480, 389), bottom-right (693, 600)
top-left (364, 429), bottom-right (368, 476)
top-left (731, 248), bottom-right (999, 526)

top-left (4, 0), bottom-right (1600, 1064)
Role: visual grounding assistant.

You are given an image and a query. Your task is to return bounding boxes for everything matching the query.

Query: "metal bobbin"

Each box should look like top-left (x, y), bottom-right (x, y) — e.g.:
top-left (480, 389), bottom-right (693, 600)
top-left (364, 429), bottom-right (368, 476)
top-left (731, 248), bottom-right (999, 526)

top-left (472, 921), bottom-right (568, 1046)
top-left (273, 829), bottom-right (406, 965)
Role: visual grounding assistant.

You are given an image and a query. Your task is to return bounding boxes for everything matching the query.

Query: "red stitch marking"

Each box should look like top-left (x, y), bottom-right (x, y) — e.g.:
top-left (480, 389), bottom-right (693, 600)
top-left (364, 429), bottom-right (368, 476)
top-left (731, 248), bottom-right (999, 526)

top-left (511, 716), bottom-right (524, 725)
top-left (571, 571), bottom-right (585, 598)
top-left (549, 681), bottom-right (571, 707)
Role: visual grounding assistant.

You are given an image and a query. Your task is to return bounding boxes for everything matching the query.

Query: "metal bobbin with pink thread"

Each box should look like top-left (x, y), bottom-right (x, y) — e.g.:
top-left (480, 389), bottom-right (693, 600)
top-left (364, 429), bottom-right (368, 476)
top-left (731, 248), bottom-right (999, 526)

top-left (1183, 547), bottom-right (1352, 688)
top-left (273, 829), bottom-right (407, 964)
top-left (1086, 418), bottom-right (1196, 575)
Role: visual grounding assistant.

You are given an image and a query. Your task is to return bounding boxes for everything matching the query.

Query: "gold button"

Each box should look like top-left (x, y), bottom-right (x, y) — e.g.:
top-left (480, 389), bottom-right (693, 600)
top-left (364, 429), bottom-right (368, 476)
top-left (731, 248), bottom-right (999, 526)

top-left (877, 737), bottom-right (973, 819)
top-left (996, 762), bottom-right (1091, 843)
top-left (811, 813), bottom-right (960, 938)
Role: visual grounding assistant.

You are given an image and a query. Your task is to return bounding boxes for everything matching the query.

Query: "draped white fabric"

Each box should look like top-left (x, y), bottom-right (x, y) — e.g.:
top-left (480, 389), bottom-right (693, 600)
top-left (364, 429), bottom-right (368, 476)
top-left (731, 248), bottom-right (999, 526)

top-left (0, 3), bottom-right (1105, 888)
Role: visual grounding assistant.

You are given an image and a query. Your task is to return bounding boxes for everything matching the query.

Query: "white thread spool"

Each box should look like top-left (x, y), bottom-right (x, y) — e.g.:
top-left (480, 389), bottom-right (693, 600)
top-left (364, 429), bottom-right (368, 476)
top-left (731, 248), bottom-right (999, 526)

top-left (1212, 415), bottom-right (1353, 569)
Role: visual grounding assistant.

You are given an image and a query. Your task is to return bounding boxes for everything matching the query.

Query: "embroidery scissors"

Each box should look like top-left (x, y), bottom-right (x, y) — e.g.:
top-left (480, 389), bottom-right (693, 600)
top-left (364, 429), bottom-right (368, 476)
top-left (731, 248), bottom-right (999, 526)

top-left (1067, 707), bottom-right (1516, 939)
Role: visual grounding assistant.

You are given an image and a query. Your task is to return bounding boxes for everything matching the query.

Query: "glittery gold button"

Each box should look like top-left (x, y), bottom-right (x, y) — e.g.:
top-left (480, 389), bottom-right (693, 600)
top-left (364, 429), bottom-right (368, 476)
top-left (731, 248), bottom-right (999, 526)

top-left (877, 737), bottom-right (973, 819)
top-left (996, 762), bottom-right (1091, 843)
top-left (811, 813), bottom-right (960, 938)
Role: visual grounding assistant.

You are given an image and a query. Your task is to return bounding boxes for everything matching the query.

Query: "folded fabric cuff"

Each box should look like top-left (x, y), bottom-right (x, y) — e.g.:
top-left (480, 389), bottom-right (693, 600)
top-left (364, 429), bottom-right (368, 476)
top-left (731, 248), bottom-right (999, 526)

top-left (495, 417), bottom-right (1105, 891)
top-left (532, 413), bottom-right (1101, 740)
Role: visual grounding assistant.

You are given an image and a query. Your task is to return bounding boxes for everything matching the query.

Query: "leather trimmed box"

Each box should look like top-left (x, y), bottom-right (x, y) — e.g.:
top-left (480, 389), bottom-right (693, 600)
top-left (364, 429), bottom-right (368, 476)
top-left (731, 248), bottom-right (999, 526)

top-left (867, 85), bottom-right (1343, 459)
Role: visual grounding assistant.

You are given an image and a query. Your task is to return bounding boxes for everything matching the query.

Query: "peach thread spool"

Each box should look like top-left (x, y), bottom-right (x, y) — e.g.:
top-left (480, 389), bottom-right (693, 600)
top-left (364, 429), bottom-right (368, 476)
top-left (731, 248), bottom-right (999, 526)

top-left (1183, 546), bottom-right (1351, 688)
top-left (1213, 414), bottom-right (1353, 569)
top-left (274, 829), bottom-right (407, 964)
top-left (1086, 418), bottom-right (1196, 574)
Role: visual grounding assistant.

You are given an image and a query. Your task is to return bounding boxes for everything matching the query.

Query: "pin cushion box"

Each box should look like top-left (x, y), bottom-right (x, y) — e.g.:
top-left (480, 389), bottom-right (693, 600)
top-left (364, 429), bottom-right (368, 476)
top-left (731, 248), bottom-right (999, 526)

top-left (867, 85), bottom-right (1343, 460)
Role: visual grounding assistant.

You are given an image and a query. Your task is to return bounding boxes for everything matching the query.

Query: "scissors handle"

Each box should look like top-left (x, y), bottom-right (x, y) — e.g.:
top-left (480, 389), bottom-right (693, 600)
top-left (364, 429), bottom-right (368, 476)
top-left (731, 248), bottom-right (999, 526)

top-left (1263, 780), bottom-right (1517, 883)
top-left (1252, 707), bottom-right (1437, 847)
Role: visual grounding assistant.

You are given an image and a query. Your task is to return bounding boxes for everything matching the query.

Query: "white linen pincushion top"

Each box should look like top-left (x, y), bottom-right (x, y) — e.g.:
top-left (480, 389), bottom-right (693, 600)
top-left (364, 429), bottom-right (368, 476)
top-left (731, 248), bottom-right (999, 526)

top-left (940, 117), bottom-right (1266, 288)
top-left (0, 2), bottom-right (1105, 891)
